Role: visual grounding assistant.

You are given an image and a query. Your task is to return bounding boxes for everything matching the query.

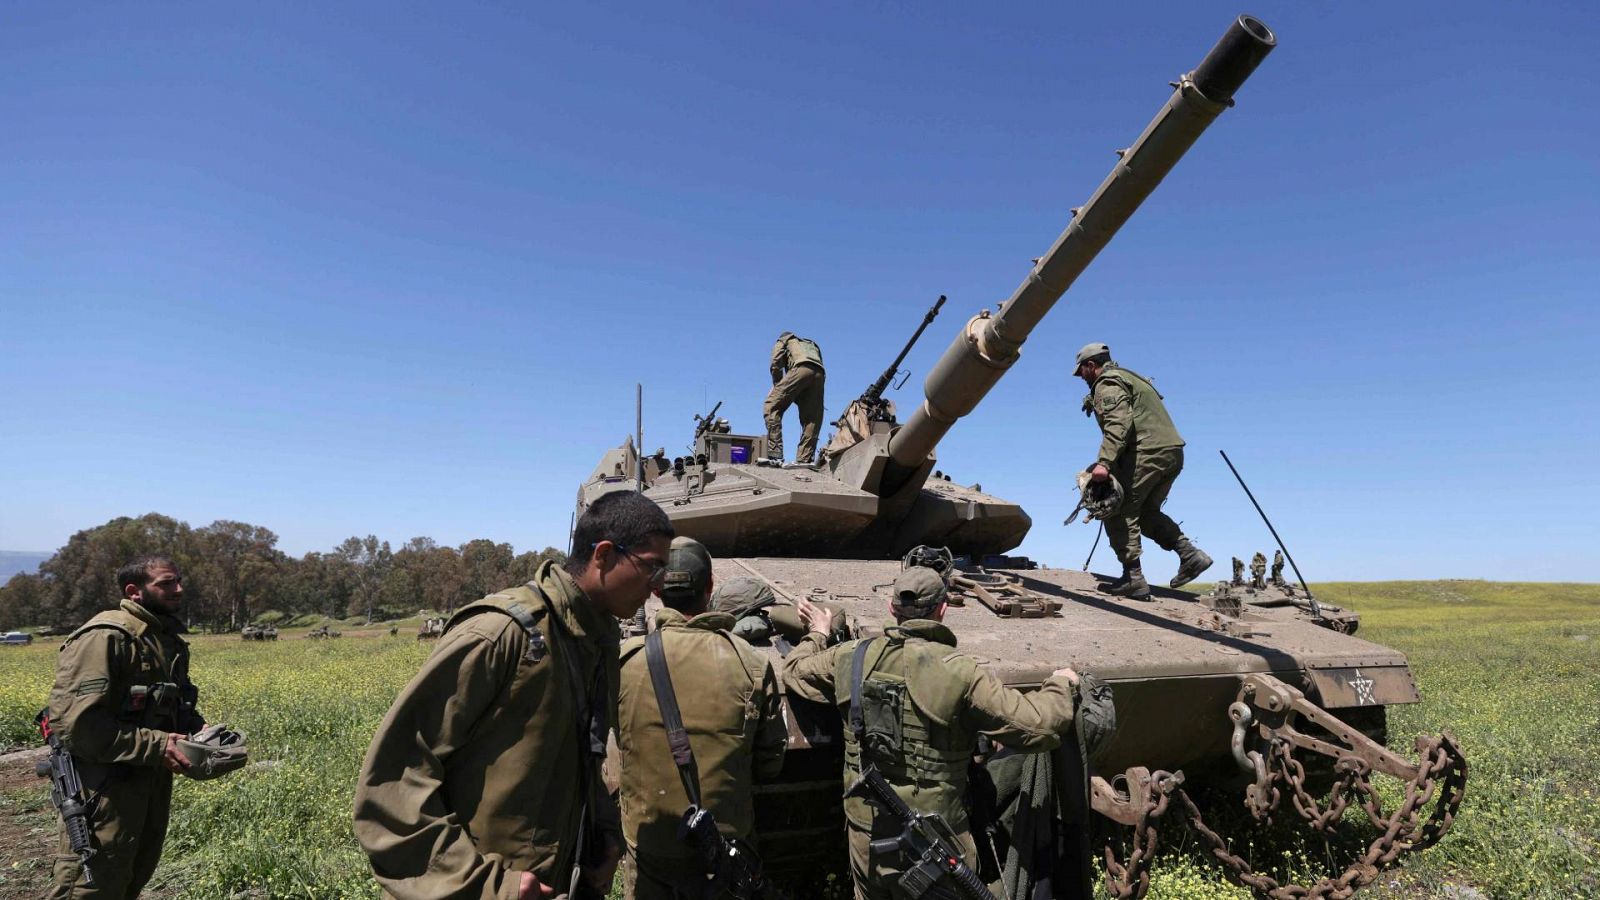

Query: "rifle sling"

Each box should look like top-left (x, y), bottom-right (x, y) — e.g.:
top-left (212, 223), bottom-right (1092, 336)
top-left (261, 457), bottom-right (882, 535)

top-left (848, 637), bottom-right (877, 746)
top-left (645, 629), bottom-right (703, 808)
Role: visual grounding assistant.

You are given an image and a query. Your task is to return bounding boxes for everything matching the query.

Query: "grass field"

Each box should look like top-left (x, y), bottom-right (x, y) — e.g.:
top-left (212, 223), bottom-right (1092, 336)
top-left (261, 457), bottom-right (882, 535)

top-left (1, 582), bottom-right (1596, 899)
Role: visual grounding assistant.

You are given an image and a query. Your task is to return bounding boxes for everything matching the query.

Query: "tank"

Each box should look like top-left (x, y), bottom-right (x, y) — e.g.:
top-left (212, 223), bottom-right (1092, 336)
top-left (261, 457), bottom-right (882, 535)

top-left (579, 16), bottom-right (1465, 897)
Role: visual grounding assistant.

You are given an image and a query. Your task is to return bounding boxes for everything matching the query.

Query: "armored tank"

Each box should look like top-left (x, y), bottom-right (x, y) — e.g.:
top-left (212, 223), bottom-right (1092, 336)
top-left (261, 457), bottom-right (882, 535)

top-left (579, 16), bottom-right (1465, 897)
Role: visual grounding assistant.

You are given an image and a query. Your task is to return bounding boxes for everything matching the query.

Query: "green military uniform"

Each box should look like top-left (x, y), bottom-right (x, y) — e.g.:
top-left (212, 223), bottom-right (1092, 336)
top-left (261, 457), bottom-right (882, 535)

top-left (1084, 360), bottom-right (1190, 568)
top-left (764, 332), bottom-right (826, 464)
top-left (353, 561), bottom-right (621, 900)
top-left (46, 598), bottom-right (203, 899)
top-left (616, 607), bottom-right (787, 899)
top-left (783, 617), bottom-right (1075, 900)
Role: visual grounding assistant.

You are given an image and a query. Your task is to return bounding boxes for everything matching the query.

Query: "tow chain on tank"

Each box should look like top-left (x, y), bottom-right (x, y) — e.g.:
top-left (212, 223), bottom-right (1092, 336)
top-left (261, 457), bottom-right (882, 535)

top-left (1095, 673), bottom-right (1467, 900)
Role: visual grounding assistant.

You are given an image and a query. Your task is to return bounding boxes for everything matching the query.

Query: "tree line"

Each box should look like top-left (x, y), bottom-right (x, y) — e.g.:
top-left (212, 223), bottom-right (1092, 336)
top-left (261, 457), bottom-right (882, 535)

top-left (0, 513), bottom-right (566, 632)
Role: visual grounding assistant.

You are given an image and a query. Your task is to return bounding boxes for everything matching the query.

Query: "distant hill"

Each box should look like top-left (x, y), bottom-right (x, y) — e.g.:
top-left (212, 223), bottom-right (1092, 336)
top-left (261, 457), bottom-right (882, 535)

top-left (0, 551), bottom-right (50, 580)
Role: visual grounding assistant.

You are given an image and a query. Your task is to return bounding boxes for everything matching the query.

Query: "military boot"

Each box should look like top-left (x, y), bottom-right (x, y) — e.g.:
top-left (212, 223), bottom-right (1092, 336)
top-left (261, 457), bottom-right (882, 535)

top-left (1107, 565), bottom-right (1151, 600)
top-left (1170, 539), bottom-right (1214, 589)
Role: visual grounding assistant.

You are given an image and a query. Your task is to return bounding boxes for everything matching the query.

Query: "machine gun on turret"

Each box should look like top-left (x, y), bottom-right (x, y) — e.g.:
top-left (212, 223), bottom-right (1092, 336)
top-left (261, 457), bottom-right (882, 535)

top-left (693, 401), bottom-right (726, 441)
top-left (824, 296), bottom-right (945, 459)
top-left (854, 295), bottom-right (945, 426)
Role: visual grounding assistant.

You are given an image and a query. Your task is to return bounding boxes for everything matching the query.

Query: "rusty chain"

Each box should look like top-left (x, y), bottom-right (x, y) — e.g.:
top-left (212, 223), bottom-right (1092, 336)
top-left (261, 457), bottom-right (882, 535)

top-left (1099, 771), bottom-right (1175, 899)
top-left (1098, 732), bottom-right (1467, 900)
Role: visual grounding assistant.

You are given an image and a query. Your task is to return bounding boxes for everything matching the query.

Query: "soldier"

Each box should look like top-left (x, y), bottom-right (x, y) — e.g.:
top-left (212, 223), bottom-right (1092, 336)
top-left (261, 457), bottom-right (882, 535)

top-left (45, 555), bottom-right (205, 898)
top-left (1250, 552), bottom-right (1268, 590)
top-left (763, 331), bottom-right (826, 465)
top-left (783, 569), bottom-right (1078, 900)
top-left (1075, 342), bottom-right (1212, 599)
top-left (616, 538), bottom-right (786, 898)
top-left (353, 491), bottom-right (674, 900)
top-left (1232, 556), bottom-right (1246, 587)
top-left (1271, 550), bottom-right (1286, 588)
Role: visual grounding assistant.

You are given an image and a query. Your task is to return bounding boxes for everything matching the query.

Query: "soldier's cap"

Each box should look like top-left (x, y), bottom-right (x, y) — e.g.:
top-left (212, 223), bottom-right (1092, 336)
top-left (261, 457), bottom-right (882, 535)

top-left (709, 575), bottom-right (775, 616)
top-left (777, 330), bottom-right (795, 341)
top-left (175, 723), bottom-right (248, 781)
top-left (891, 566), bottom-right (948, 612)
top-left (660, 537), bottom-right (712, 602)
top-left (1074, 342), bottom-right (1111, 371)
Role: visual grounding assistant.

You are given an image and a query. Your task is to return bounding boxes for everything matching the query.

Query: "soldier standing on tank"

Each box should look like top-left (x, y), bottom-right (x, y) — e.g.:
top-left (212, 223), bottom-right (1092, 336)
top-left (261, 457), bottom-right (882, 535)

top-left (784, 570), bottom-right (1078, 900)
top-left (763, 331), bottom-right (826, 465)
top-left (353, 491), bottom-right (673, 900)
top-left (616, 537), bottom-right (786, 899)
top-left (1075, 342), bottom-right (1213, 599)
top-left (45, 555), bottom-right (204, 899)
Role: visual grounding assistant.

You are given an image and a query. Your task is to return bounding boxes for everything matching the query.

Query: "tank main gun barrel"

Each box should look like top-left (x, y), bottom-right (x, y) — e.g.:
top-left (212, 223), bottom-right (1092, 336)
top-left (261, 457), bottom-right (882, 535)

top-left (886, 15), bottom-right (1275, 470)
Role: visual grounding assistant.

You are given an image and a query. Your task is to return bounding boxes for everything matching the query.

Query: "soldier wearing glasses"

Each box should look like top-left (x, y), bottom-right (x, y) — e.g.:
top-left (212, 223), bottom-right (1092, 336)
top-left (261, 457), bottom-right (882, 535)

top-left (354, 491), bottom-right (674, 900)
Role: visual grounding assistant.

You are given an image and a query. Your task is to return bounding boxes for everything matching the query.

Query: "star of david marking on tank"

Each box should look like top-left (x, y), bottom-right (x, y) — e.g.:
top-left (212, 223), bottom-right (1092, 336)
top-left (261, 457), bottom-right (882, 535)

top-left (1349, 669), bottom-right (1376, 705)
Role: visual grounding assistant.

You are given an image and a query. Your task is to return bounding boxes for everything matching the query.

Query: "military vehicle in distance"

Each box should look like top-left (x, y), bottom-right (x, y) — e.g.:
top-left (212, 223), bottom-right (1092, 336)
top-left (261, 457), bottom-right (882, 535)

top-left (240, 623), bottom-right (278, 641)
top-left (579, 16), bottom-right (1464, 897)
top-left (306, 624), bottom-right (341, 640)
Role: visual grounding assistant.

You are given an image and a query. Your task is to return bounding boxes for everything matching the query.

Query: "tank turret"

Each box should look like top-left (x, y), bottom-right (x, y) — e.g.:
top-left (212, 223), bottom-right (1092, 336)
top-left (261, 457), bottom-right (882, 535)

top-left (581, 14), bottom-right (1277, 560)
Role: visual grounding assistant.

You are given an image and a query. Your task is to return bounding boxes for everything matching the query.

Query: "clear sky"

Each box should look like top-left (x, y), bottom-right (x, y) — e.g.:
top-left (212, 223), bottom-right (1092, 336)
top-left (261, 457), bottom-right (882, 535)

top-left (3, 2), bottom-right (1596, 583)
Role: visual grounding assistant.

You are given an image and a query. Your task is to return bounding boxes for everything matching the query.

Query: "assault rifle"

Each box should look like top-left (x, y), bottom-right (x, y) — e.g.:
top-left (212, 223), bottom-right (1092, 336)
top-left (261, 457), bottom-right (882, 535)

top-left (679, 805), bottom-right (766, 899)
top-left (846, 764), bottom-right (996, 900)
top-left (35, 710), bottom-right (96, 886)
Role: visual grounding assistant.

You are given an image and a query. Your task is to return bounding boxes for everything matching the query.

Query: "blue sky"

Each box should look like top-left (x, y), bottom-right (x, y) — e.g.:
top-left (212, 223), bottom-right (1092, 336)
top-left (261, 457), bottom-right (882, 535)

top-left (3, 2), bottom-right (1596, 583)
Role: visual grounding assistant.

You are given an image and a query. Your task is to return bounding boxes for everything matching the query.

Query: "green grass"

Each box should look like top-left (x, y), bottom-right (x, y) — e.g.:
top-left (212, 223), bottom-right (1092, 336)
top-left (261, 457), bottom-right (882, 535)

top-left (1, 581), bottom-right (1597, 898)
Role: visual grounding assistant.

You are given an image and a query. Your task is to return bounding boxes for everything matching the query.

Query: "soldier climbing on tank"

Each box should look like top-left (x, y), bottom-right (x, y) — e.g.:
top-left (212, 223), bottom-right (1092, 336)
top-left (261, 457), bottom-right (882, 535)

top-left (783, 569), bottom-right (1078, 899)
top-left (1232, 557), bottom-right (1246, 587)
top-left (1075, 342), bottom-right (1212, 599)
top-left (763, 331), bottom-right (826, 465)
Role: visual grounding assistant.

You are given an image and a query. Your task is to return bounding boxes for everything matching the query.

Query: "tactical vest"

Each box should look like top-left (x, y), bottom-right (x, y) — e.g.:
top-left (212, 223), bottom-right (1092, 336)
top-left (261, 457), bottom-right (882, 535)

top-left (784, 336), bottom-right (824, 371)
top-left (839, 631), bottom-right (974, 829)
top-left (65, 606), bottom-right (195, 732)
top-left (1091, 363), bottom-right (1184, 452)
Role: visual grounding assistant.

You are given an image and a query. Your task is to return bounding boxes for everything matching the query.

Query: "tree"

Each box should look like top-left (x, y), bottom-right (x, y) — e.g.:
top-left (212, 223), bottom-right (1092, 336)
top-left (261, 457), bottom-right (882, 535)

top-left (0, 573), bottom-right (46, 630)
top-left (460, 539), bottom-right (516, 601)
top-left (337, 535), bottom-right (393, 624)
top-left (193, 521), bottom-right (287, 630)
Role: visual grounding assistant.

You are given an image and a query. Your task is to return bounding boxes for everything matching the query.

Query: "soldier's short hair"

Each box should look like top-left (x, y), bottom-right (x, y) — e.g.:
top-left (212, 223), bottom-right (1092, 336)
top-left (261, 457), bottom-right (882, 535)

top-left (564, 491), bottom-right (676, 577)
top-left (117, 555), bottom-right (179, 592)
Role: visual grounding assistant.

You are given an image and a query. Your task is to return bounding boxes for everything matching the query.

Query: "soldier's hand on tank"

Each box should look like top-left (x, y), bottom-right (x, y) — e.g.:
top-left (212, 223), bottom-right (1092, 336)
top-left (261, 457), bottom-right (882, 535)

top-left (161, 732), bottom-right (193, 773)
top-left (517, 871), bottom-right (554, 899)
top-left (797, 598), bottom-right (831, 636)
top-left (1089, 464), bottom-right (1110, 483)
top-left (1053, 666), bottom-right (1081, 687)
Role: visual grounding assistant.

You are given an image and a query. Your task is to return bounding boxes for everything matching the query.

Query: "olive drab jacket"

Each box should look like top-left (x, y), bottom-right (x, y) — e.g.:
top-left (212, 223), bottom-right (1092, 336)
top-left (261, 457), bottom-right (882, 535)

top-left (770, 334), bottom-right (825, 381)
top-left (616, 608), bottom-right (786, 859)
top-left (782, 620), bottom-right (1075, 834)
top-left (1084, 361), bottom-right (1184, 470)
top-left (353, 561), bottom-right (622, 900)
top-left (48, 598), bottom-right (202, 767)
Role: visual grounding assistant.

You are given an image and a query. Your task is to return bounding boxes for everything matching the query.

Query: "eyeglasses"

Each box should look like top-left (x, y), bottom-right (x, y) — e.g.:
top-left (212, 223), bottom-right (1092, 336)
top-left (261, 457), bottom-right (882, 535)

top-left (607, 543), bottom-right (667, 585)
